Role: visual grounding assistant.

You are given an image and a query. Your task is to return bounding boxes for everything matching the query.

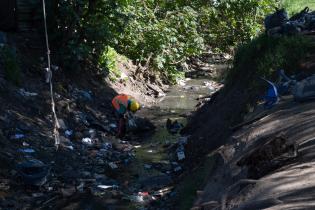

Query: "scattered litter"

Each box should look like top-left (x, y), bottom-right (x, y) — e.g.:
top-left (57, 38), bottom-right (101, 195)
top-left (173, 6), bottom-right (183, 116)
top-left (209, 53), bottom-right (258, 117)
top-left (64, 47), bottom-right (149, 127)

top-left (82, 137), bottom-right (93, 145)
top-left (108, 162), bottom-right (118, 169)
top-left (10, 134), bottom-right (25, 140)
top-left (32, 193), bottom-right (44, 198)
top-left (16, 159), bottom-right (49, 186)
top-left (128, 192), bottom-right (153, 203)
top-left (262, 78), bottom-right (279, 109)
top-left (22, 142), bottom-right (30, 147)
top-left (88, 129), bottom-right (97, 138)
top-left (178, 136), bottom-right (188, 145)
top-left (178, 79), bottom-right (186, 86)
top-left (63, 145), bottom-right (74, 150)
top-left (102, 142), bottom-right (112, 151)
top-left (265, 7), bottom-right (315, 36)
top-left (77, 182), bottom-right (85, 192)
top-left (58, 119), bottom-right (67, 130)
top-left (97, 184), bottom-right (118, 190)
top-left (144, 164), bottom-right (152, 169)
top-left (134, 145), bottom-right (142, 149)
top-left (73, 89), bottom-right (93, 101)
top-left (166, 119), bottom-right (183, 134)
top-left (18, 89), bottom-right (38, 97)
top-left (18, 148), bottom-right (35, 154)
top-left (174, 166), bottom-right (182, 172)
top-left (293, 74), bottom-right (315, 101)
top-left (65, 130), bottom-right (73, 137)
top-left (177, 151), bottom-right (185, 161)
top-left (109, 123), bottom-right (117, 128)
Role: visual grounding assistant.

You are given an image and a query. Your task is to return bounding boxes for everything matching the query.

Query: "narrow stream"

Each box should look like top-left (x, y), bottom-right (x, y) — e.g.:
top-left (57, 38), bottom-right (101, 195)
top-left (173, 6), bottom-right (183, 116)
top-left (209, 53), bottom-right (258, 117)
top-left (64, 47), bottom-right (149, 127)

top-left (71, 70), bottom-right (224, 210)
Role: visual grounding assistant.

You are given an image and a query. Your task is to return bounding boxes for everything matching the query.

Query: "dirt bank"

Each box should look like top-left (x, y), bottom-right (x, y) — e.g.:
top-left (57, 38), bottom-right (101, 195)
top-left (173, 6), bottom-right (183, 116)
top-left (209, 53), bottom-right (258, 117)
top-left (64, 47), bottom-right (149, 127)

top-left (192, 97), bottom-right (315, 210)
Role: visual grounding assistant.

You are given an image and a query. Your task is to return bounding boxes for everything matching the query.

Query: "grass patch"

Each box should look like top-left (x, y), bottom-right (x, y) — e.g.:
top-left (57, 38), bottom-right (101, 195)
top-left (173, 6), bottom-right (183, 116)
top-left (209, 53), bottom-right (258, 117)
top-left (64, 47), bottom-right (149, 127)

top-left (282, 0), bottom-right (315, 15)
top-left (226, 34), bottom-right (312, 89)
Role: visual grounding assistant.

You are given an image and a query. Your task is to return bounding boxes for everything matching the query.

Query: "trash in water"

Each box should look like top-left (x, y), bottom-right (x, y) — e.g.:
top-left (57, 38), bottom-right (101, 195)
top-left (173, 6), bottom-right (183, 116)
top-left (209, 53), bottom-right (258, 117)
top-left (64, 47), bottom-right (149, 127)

top-left (82, 137), bottom-right (93, 145)
top-left (18, 148), bottom-right (35, 154)
top-left (166, 119), bottom-right (183, 134)
top-left (102, 142), bottom-right (112, 151)
top-left (10, 134), bottom-right (25, 140)
top-left (18, 89), bottom-right (38, 97)
top-left (16, 159), bottom-right (50, 186)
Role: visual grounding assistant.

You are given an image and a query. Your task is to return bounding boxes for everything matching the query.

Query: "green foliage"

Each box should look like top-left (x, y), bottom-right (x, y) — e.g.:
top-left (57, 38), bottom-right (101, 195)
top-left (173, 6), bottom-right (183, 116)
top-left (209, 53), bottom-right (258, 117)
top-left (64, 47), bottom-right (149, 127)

top-left (0, 46), bottom-right (20, 85)
top-left (48, 0), bottom-right (130, 71)
top-left (99, 46), bottom-right (121, 81)
top-left (48, 0), bottom-right (280, 82)
top-left (117, 4), bottom-right (204, 81)
top-left (198, 0), bottom-right (279, 51)
top-left (226, 35), bottom-right (312, 88)
top-left (282, 0), bottom-right (315, 15)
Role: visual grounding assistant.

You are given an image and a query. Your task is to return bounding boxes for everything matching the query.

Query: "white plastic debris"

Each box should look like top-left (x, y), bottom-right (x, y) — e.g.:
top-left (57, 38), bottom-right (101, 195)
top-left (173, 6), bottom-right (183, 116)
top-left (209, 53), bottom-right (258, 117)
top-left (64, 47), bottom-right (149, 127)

top-left (82, 137), bottom-right (93, 145)
top-left (64, 145), bottom-right (74, 150)
top-left (19, 89), bottom-right (38, 97)
top-left (97, 185), bottom-right (118, 190)
top-left (58, 119), bottom-right (67, 130)
top-left (177, 151), bottom-right (185, 161)
top-left (108, 162), bottom-right (118, 169)
top-left (22, 142), bottom-right (30, 147)
top-left (65, 130), bottom-right (73, 137)
top-left (19, 148), bottom-right (35, 153)
top-left (109, 123), bottom-right (117, 128)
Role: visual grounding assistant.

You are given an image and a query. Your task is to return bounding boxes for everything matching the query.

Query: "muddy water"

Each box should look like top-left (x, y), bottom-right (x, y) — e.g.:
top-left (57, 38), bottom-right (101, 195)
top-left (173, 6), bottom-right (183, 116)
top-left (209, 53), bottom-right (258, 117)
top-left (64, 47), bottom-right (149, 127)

top-left (77, 76), bottom-right (223, 209)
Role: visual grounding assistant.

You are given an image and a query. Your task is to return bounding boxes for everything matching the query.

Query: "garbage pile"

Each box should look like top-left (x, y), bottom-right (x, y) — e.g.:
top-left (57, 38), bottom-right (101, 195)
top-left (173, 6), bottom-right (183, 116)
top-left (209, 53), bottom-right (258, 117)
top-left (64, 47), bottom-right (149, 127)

top-left (265, 7), bottom-right (315, 36)
top-left (261, 69), bottom-right (315, 108)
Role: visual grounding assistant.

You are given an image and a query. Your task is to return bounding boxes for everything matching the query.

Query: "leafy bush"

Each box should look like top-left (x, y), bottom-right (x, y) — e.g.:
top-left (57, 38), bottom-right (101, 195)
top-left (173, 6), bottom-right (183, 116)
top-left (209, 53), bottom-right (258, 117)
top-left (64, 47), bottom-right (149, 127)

top-left (0, 46), bottom-right (20, 85)
top-left (47, 0), bottom-right (280, 82)
top-left (116, 4), bottom-right (204, 82)
top-left (48, 0), bottom-right (129, 71)
top-left (198, 0), bottom-right (279, 51)
top-left (226, 34), bottom-right (312, 89)
top-left (99, 46), bottom-right (121, 81)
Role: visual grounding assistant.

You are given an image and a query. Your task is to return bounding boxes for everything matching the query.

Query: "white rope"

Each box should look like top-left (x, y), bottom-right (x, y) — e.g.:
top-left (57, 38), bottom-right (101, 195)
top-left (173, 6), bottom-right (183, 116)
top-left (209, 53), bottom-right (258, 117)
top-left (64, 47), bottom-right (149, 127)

top-left (42, 0), bottom-right (60, 149)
